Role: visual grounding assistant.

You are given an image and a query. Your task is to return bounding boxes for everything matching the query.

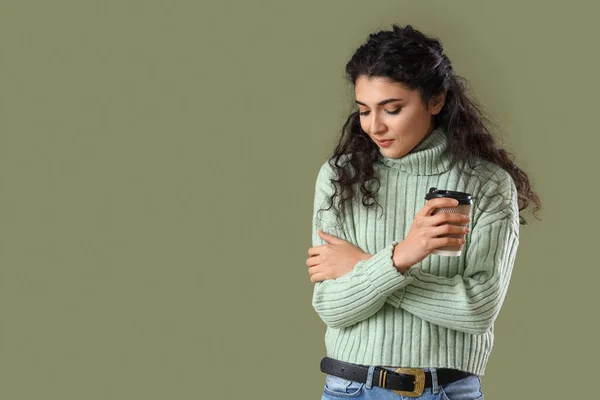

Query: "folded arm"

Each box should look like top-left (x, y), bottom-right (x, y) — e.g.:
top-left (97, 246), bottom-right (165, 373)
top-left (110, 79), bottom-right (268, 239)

top-left (310, 163), bottom-right (412, 329)
top-left (385, 215), bottom-right (519, 334)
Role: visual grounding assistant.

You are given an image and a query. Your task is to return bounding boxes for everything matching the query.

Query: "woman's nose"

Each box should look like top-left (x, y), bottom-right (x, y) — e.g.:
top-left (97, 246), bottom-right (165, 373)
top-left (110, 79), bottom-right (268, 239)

top-left (368, 115), bottom-right (386, 135)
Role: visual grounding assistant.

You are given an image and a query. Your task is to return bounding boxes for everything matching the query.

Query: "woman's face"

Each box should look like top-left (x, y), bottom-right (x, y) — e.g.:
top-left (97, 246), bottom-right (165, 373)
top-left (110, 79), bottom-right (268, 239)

top-left (354, 75), bottom-right (445, 159)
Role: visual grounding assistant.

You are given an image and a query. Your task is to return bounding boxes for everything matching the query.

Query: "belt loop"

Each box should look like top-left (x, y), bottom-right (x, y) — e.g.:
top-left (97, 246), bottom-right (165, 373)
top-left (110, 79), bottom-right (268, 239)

top-left (430, 368), bottom-right (440, 394)
top-left (365, 366), bottom-right (376, 389)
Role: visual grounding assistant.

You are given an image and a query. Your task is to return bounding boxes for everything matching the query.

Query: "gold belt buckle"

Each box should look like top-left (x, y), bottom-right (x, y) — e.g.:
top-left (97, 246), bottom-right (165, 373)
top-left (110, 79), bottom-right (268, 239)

top-left (388, 367), bottom-right (425, 397)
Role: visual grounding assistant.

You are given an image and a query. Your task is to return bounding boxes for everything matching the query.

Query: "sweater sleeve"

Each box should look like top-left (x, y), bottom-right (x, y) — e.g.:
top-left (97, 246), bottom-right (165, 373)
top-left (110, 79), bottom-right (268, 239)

top-left (310, 162), bottom-right (412, 329)
top-left (384, 170), bottom-right (520, 335)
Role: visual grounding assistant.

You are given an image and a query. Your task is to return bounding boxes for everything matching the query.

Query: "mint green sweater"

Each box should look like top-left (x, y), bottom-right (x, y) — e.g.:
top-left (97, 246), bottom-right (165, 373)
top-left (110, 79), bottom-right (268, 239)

top-left (311, 127), bottom-right (520, 376)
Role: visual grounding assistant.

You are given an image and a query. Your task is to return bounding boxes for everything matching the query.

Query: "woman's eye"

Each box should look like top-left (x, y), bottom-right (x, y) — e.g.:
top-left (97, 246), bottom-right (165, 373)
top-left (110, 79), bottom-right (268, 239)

top-left (358, 108), bottom-right (401, 116)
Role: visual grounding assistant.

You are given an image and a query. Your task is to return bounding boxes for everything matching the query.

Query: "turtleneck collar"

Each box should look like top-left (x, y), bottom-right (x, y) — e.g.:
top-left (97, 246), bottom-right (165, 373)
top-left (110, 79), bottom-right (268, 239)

top-left (375, 126), bottom-right (452, 175)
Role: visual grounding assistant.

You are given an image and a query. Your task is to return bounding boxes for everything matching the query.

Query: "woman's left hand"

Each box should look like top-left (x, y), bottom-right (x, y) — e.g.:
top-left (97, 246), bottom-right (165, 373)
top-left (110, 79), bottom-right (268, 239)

top-left (306, 230), bottom-right (372, 282)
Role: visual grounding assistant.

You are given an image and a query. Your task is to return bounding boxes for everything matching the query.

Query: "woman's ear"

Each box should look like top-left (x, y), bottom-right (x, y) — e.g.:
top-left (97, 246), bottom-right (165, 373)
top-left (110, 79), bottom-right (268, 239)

top-left (429, 91), bottom-right (447, 115)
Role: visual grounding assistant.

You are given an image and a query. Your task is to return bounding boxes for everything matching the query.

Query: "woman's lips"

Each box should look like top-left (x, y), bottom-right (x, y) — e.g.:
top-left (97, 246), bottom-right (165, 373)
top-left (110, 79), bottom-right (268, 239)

top-left (377, 139), bottom-right (394, 147)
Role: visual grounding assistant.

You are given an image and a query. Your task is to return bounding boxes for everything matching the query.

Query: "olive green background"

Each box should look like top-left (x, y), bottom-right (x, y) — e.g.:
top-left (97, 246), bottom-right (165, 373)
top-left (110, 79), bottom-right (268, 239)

top-left (1, 1), bottom-right (597, 399)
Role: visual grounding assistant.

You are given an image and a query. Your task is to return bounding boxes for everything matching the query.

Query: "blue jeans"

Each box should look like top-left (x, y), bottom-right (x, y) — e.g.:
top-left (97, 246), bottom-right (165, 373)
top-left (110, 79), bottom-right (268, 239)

top-left (321, 366), bottom-right (483, 400)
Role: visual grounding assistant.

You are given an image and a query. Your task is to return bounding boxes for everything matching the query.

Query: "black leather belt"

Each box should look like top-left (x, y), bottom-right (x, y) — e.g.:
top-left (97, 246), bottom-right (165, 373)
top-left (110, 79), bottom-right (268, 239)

top-left (320, 357), bottom-right (471, 398)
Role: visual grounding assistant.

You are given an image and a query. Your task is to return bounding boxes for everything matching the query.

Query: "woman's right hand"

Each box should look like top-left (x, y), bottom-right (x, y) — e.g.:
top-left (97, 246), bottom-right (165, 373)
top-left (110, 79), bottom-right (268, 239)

top-left (393, 198), bottom-right (471, 273)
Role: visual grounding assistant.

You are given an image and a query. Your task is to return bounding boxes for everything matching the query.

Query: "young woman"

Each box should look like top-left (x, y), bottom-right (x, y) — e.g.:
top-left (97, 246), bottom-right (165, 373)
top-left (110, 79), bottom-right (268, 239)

top-left (306, 24), bottom-right (541, 400)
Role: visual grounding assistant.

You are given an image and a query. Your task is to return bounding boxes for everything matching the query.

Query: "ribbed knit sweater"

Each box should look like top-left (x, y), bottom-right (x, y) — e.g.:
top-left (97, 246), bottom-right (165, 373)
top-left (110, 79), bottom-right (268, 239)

top-left (311, 126), bottom-right (520, 376)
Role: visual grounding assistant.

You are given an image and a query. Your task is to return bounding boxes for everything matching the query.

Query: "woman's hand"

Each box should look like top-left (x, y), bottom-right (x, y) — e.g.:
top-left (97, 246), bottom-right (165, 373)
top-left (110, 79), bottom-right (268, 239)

top-left (306, 230), bottom-right (372, 283)
top-left (393, 198), bottom-right (471, 273)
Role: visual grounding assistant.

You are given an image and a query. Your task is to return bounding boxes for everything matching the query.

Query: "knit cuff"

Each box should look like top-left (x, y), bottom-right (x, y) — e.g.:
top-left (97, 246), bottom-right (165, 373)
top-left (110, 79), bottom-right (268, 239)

top-left (353, 240), bottom-right (409, 297)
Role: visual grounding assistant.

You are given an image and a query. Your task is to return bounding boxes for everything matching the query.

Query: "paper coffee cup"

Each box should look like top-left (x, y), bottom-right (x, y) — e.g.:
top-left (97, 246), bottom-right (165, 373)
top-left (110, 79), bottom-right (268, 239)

top-left (424, 187), bottom-right (473, 256)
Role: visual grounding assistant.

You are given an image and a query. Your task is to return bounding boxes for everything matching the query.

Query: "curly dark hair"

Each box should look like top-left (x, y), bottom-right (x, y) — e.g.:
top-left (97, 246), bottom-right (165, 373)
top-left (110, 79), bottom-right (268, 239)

top-left (320, 24), bottom-right (541, 226)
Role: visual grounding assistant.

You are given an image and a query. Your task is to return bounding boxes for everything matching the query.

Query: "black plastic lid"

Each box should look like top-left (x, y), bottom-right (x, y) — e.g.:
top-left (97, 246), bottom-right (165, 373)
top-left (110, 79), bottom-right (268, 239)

top-left (425, 187), bottom-right (473, 205)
